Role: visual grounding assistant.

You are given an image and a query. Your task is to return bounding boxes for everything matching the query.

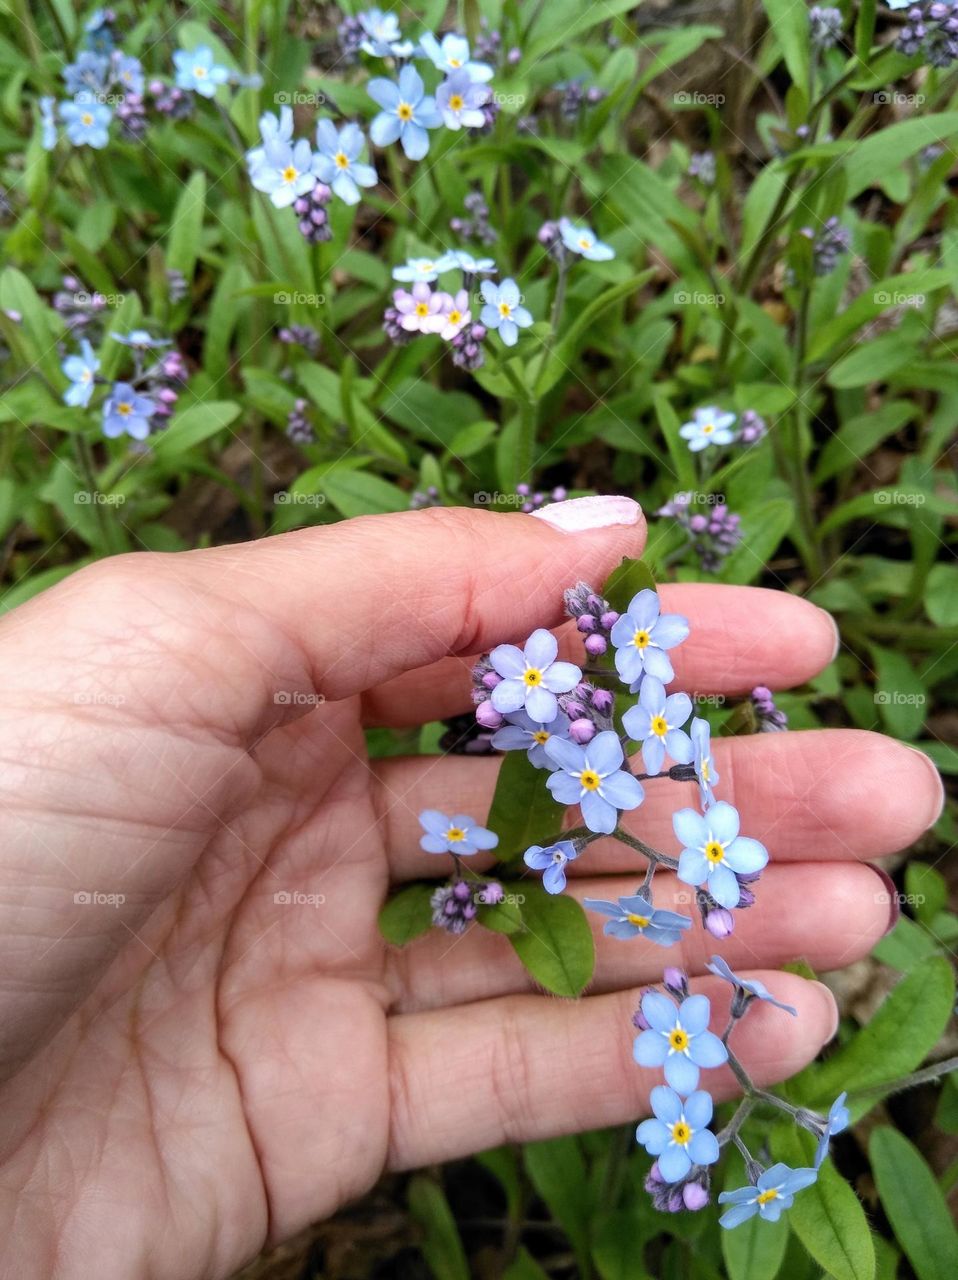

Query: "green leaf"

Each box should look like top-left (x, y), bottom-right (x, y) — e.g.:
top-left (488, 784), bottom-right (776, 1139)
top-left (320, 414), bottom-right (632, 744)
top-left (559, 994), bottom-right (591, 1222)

top-left (790, 957), bottom-right (955, 1108)
top-left (166, 171), bottom-right (206, 282)
top-left (592, 1209), bottom-right (655, 1279)
top-left (925, 563), bottom-right (958, 626)
top-left (870, 645), bottom-right (927, 739)
top-left (870, 1127), bottom-right (958, 1280)
top-left (378, 884), bottom-right (434, 945)
top-left (503, 1247), bottom-right (551, 1280)
top-left (0, 267), bottom-right (63, 385)
top-left (872, 915), bottom-right (943, 972)
top-left (318, 468), bottom-right (407, 519)
top-left (721, 1153), bottom-right (789, 1280)
top-left (720, 498), bottom-right (795, 586)
top-left (151, 400), bottom-right (241, 458)
top-left (814, 403), bottom-right (916, 484)
top-left (539, 271), bottom-right (655, 395)
top-left (508, 888), bottom-right (595, 997)
top-left (763, 0), bottom-right (810, 89)
top-left (407, 1175), bottom-right (469, 1280)
top-left (905, 863), bottom-right (948, 925)
top-left (603, 557), bottom-right (656, 613)
top-left (845, 114), bottom-right (958, 198)
top-left (485, 750), bottom-right (561, 862)
top-left (477, 887), bottom-right (524, 935)
top-left (524, 1136), bottom-right (592, 1270)
top-left (781, 1134), bottom-right (876, 1280)
top-left (827, 333), bottom-right (916, 389)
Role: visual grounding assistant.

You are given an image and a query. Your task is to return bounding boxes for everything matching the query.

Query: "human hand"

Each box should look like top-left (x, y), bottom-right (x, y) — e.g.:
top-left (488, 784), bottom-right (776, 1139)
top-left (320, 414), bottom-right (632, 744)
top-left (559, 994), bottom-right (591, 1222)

top-left (0, 497), bottom-right (942, 1278)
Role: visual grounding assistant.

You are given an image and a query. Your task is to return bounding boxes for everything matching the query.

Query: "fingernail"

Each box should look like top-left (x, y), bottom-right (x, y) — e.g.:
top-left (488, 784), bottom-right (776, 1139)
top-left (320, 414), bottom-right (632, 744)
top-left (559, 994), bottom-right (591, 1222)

top-left (870, 864), bottom-right (901, 936)
top-left (530, 495), bottom-right (642, 532)
top-left (905, 745), bottom-right (945, 826)
top-left (813, 980), bottom-right (840, 1041)
top-left (819, 608), bottom-right (841, 662)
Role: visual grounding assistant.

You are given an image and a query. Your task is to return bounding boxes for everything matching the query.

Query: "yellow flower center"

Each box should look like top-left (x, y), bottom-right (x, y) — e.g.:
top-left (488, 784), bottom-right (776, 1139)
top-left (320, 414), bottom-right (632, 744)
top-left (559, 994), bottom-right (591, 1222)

top-left (444, 827), bottom-right (466, 843)
top-left (532, 730), bottom-right (550, 745)
top-left (632, 629), bottom-right (650, 649)
top-left (705, 840), bottom-right (725, 865)
top-left (282, 165), bottom-right (299, 183)
top-left (626, 913), bottom-right (650, 928)
top-left (449, 94), bottom-right (464, 111)
top-left (756, 1188), bottom-right (779, 1205)
top-left (701, 760), bottom-right (711, 781)
top-left (116, 402), bottom-right (132, 416)
top-left (194, 65), bottom-right (207, 78)
top-left (81, 112), bottom-right (94, 126)
top-left (523, 668), bottom-right (543, 687)
top-left (80, 370), bottom-right (91, 382)
top-left (334, 151), bottom-right (350, 169)
top-left (579, 236), bottom-right (591, 249)
top-left (579, 769), bottom-right (601, 791)
top-left (701, 422), bottom-right (715, 434)
top-left (650, 715), bottom-right (669, 738)
top-left (671, 1121), bottom-right (691, 1145)
top-left (397, 102), bottom-right (413, 121)
top-left (499, 301), bottom-right (512, 318)
top-left (415, 302), bottom-right (430, 317)
top-left (448, 57), bottom-right (462, 67)
top-left (448, 309), bottom-right (462, 324)
top-left (668, 1027), bottom-right (689, 1052)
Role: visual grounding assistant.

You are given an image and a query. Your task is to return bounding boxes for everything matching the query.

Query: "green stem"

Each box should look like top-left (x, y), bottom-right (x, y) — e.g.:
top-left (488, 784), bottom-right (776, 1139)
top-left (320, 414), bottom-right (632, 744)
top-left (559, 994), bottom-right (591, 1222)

top-left (612, 827), bottom-right (680, 870)
top-left (851, 1053), bottom-right (958, 1101)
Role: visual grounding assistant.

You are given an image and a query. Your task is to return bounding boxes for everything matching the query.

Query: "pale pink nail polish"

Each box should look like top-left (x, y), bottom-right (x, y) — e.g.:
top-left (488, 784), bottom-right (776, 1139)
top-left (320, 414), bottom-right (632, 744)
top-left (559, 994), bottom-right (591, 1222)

top-left (530, 494), bottom-right (642, 532)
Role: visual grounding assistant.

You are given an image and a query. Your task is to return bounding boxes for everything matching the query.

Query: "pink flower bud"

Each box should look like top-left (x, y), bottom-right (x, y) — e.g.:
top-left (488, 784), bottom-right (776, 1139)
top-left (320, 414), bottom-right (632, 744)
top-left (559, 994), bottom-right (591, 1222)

top-left (600, 611), bottom-right (619, 629)
top-left (704, 907), bottom-right (734, 938)
top-left (683, 1181), bottom-right (709, 1211)
top-left (482, 670), bottom-right (502, 690)
top-left (569, 718), bottom-right (596, 745)
top-left (584, 633), bottom-right (607, 657)
top-left (476, 701), bottom-right (504, 730)
top-left (577, 615), bottom-right (597, 633)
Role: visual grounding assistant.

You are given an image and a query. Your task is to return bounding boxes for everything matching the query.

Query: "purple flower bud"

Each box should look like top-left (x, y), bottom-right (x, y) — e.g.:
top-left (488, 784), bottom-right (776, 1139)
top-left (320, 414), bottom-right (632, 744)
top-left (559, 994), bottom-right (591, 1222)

top-left (480, 881), bottom-right (505, 905)
top-left (507, 46), bottom-right (522, 64)
top-left (599, 611), bottom-right (619, 630)
top-left (689, 514), bottom-right (708, 533)
top-left (632, 1003), bottom-right (651, 1031)
top-left (591, 688), bottom-right (614, 715)
top-left (663, 966), bottom-right (688, 992)
top-left (683, 1181), bottom-right (709, 1211)
top-left (584, 633), bottom-right (607, 657)
top-left (569, 717), bottom-right (596, 745)
top-left (667, 1188), bottom-right (686, 1212)
top-left (704, 908), bottom-right (735, 938)
top-left (476, 701), bottom-right (504, 730)
top-left (538, 220), bottom-right (560, 246)
top-left (482, 671), bottom-right (502, 690)
top-left (452, 880), bottom-right (473, 902)
top-left (577, 615), bottom-right (597, 633)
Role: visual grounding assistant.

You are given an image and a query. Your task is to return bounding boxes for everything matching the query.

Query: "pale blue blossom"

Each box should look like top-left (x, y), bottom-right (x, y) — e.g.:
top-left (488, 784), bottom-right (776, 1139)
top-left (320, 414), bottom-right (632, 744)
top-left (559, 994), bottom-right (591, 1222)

top-left (479, 277), bottom-right (532, 346)
top-left (436, 69), bottom-right (490, 130)
top-left (60, 94), bottom-right (111, 149)
top-left (102, 382), bottom-right (155, 440)
top-left (559, 216), bottom-right (615, 261)
top-left (250, 137), bottom-right (319, 208)
top-left (680, 406), bottom-right (737, 452)
top-left (173, 46), bottom-right (230, 98)
top-left (419, 32), bottom-right (494, 81)
top-left (636, 1087), bottom-right (720, 1181)
top-left (61, 339), bottom-right (100, 408)
top-left (674, 803), bottom-right (769, 908)
top-left (313, 120), bottom-right (377, 204)
top-left (633, 990), bottom-right (728, 1094)
top-left (419, 810), bottom-right (498, 856)
top-left (368, 66), bottom-right (440, 160)
top-left (719, 1164), bottom-right (818, 1228)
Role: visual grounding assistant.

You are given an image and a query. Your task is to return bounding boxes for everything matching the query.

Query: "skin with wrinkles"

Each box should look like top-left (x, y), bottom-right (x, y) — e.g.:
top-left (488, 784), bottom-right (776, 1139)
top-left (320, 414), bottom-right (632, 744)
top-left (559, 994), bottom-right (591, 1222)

top-left (0, 505), bottom-right (941, 1279)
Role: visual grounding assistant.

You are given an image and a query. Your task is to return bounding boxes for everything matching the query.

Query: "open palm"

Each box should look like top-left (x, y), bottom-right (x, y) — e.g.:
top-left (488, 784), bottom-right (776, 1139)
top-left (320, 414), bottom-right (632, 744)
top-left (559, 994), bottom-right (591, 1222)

top-left (0, 501), bottom-right (941, 1279)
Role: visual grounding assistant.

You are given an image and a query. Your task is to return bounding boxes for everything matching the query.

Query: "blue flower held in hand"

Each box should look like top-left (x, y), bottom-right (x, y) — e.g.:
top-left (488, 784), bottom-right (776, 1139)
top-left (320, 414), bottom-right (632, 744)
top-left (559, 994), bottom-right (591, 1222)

top-left (491, 709), bottom-right (571, 769)
top-left (60, 94), bottom-right (111, 149)
top-left (173, 46), bottom-right (230, 98)
top-left (674, 803), bottom-right (769, 908)
top-left (610, 589), bottom-right (690, 686)
top-left (368, 66), bottom-right (440, 161)
top-left (636, 1086), bottom-right (720, 1181)
top-left (622, 675), bottom-right (693, 775)
top-left (544, 731), bottom-right (644, 835)
top-left (559, 217), bottom-right (615, 261)
top-left (313, 120), bottom-right (377, 204)
top-left (706, 955), bottom-right (797, 1015)
top-left (479, 278), bottom-right (532, 346)
top-left (524, 840), bottom-right (578, 894)
top-left (419, 810), bottom-right (498, 856)
top-left (680, 406), bottom-right (737, 452)
top-left (719, 1163), bottom-right (818, 1228)
top-left (62, 339), bottom-right (99, 407)
top-left (814, 1092), bottom-right (850, 1167)
top-left (102, 383), bottom-right (155, 440)
top-left (691, 716), bottom-right (719, 806)
top-left (488, 629), bottom-right (580, 723)
top-left (633, 990), bottom-right (728, 1094)
top-left (583, 893), bottom-right (691, 945)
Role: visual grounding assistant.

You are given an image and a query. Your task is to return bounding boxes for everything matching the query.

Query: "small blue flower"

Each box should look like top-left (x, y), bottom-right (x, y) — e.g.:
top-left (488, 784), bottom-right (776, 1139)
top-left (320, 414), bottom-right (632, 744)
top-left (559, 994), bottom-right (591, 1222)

top-left (173, 46), bottom-right (231, 98)
top-left (368, 66), bottom-right (441, 161)
top-left (691, 716), bottom-right (719, 806)
top-left (719, 1163), bottom-right (818, 1228)
top-left (706, 955), bottom-right (797, 1016)
top-left (479, 277), bottom-right (533, 346)
top-left (583, 893), bottom-right (692, 945)
top-left (102, 382), bottom-right (155, 440)
top-left (436, 69), bottom-right (490, 130)
top-left (633, 990), bottom-right (728, 1094)
top-left (60, 94), bottom-right (111, 149)
top-left (544, 730), bottom-right (645, 835)
top-left (246, 106), bottom-right (294, 179)
top-left (62, 51), bottom-right (110, 96)
top-left (419, 32), bottom-right (494, 82)
top-left (111, 330), bottom-right (172, 350)
top-left (674, 803), bottom-right (769, 909)
top-left (680, 406), bottom-right (737, 452)
top-left (491, 708), bottom-right (571, 769)
top-left (358, 9), bottom-right (415, 57)
top-left (418, 810), bottom-right (499, 856)
top-left (559, 217), bottom-right (615, 261)
top-left (610, 589), bottom-right (690, 687)
top-left (442, 249), bottom-right (497, 275)
top-left (524, 840), bottom-right (578, 894)
top-left (622, 675), bottom-right (693, 775)
top-left (61, 339), bottom-right (100, 408)
top-left (313, 119), bottom-right (378, 204)
top-left (488, 628), bottom-right (581, 723)
top-left (250, 137), bottom-right (319, 208)
top-left (814, 1093), bottom-right (850, 1168)
top-left (636, 1086), bottom-right (720, 1181)
top-left (392, 256), bottom-right (450, 283)
top-left (112, 52), bottom-right (144, 95)
top-left (39, 97), bottom-right (58, 150)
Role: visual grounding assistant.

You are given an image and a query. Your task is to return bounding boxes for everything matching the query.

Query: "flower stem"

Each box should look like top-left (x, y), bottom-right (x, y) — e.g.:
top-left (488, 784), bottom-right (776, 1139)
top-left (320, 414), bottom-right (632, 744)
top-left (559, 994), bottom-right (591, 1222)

top-left (612, 827), bottom-right (679, 870)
